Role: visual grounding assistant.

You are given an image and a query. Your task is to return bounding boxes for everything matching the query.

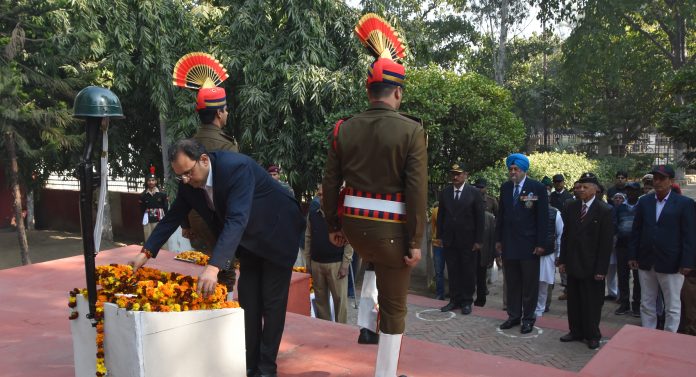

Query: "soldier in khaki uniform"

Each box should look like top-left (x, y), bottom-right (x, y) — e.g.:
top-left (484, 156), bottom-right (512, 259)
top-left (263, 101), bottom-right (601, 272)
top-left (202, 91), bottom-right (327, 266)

top-left (172, 52), bottom-right (239, 296)
top-left (322, 13), bottom-right (427, 377)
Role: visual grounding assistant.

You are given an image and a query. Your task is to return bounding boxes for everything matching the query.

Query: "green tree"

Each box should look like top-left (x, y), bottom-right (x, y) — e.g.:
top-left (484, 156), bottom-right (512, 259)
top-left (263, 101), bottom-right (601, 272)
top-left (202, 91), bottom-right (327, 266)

top-left (401, 65), bottom-right (525, 190)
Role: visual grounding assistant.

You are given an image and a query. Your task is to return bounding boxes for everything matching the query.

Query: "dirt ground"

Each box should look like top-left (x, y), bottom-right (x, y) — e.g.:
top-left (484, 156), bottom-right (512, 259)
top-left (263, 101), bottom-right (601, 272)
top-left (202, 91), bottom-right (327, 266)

top-left (0, 228), bottom-right (128, 270)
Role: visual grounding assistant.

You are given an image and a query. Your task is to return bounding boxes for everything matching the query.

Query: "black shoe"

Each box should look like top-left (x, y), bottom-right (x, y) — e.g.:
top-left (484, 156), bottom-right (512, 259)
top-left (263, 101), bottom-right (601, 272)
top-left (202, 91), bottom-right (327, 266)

top-left (587, 338), bottom-right (600, 350)
top-left (499, 319), bottom-right (520, 330)
top-left (358, 328), bottom-right (379, 344)
top-left (614, 305), bottom-right (630, 315)
top-left (462, 304), bottom-right (472, 315)
top-left (520, 322), bottom-right (534, 334)
top-left (474, 298), bottom-right (486, 307)
top-left (631, 308), bottom-right (641, 318)
top-left (604, 295), bottom-right (617, 301)
top-left (440, 301), bottom-right (461, 312)
top-left (560, 333), bottom-right (581, 342)
top-left (544, 306), bottom-right (550, 313)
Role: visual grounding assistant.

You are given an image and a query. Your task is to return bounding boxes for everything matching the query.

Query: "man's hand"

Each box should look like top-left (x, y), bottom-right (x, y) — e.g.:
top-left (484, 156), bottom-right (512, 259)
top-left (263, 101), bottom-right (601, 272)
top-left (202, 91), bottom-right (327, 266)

top-left (338, 263), bottom-right (349, 279)
top-left (495, 242), bottom-right (502, 254)
top-left (472, 243), bottom-right (481, 252)
top-left (558, 264), bottom-right (566, 274)
top-left (329, 231), bottom-right (347, 247)
top-left (182, 228), bottom-right (195, 240)
top-left (628, 260), bottom-right (639, 270)
top-left (533, 247), bottom-right (545, 256)
top-left (594, 274), bottom-right (605, 281)
top-left (127, 251), bottom-right (150, 272)
top-left (404, 248), bottom-right (421, 267)
top-left (681, 267), bottom-right (693, 276)
top-left (196, 265), bottom-right (220, 298)
top-left (495, 256), bottom-right (502, 268)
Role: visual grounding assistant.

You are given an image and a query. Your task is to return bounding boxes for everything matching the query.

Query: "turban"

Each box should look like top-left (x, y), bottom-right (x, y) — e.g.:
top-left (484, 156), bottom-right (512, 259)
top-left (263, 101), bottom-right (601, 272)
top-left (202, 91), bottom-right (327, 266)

top-left (505, 153), bottom-right (529, 172)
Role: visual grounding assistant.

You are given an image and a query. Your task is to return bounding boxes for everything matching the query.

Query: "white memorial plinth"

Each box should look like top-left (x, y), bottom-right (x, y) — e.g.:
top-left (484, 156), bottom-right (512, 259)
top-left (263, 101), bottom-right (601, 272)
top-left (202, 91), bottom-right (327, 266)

top-left (71, 295), bottom-right (246, 377)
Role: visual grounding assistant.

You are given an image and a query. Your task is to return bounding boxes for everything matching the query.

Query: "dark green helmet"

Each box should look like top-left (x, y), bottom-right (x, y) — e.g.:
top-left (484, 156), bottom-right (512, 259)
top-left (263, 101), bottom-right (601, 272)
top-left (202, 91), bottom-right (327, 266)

top-left (73, 86), bottom-right (124, 119)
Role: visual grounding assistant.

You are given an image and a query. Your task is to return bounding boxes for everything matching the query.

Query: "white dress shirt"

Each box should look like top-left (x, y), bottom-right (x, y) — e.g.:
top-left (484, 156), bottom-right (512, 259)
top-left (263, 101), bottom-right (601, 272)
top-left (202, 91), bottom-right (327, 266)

top-left (655, 190), bottom-right (671, 222)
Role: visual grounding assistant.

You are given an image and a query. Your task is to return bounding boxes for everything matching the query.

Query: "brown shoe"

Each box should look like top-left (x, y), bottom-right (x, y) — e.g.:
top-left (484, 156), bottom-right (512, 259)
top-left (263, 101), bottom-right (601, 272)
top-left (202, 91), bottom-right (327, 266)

top-left (558, 293), bottom-right (568, 300)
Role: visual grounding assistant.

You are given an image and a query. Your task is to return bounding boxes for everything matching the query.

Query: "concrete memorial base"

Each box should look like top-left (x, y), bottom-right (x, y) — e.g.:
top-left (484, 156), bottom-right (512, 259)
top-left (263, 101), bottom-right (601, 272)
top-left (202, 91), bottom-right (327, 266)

top-left (70, 295), bottom-right (246, 377)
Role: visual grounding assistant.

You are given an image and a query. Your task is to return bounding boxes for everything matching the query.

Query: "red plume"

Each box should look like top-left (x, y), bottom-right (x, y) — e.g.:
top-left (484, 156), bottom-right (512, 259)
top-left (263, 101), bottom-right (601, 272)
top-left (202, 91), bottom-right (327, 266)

top-left (354, 14), bottom-right (407, 60)
top-left (149, 165), bottom-right (156, 175)
top-left (172, 52), bottom-right (229, 90)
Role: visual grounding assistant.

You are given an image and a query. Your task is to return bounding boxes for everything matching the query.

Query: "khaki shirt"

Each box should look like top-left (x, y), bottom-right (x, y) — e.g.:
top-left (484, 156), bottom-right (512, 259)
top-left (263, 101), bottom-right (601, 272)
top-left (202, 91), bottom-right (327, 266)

top-left (193, 123), bottom-right (239, 153)
top-left (322, 102), bottom-right (428, 249)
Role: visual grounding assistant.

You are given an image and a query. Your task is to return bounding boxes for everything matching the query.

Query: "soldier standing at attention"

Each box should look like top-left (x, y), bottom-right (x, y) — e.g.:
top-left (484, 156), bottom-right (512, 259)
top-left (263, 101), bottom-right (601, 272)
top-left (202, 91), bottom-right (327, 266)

top-left (322, 13), bottom-right (427, 377)
top-left (172, 52), bottom-right (239, 297)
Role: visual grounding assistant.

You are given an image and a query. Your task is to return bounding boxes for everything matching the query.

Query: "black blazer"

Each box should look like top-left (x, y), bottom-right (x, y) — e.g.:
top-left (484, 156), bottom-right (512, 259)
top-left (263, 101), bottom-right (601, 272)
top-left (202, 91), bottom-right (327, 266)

top-left (628, 192), bottom-right (696, 273)
top-left (436, 184), bottom-right (484, 249)
top-left (144, 152), bottom-right (305, 270)
top-left (495, 177), bottom-right (549, 260)
top-left (559, 198), bottom-right (614, 279)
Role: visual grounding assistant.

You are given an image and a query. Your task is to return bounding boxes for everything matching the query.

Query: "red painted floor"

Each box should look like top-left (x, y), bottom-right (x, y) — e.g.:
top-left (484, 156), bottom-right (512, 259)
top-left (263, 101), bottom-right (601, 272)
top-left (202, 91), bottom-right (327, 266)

top-left (1, 245), bottom-right (694, 376)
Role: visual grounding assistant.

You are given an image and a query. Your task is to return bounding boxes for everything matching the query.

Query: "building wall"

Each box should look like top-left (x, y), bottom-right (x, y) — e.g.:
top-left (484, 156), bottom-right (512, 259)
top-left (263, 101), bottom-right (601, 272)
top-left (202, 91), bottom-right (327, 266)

top-left (35, 188), bottom-right (143, 243)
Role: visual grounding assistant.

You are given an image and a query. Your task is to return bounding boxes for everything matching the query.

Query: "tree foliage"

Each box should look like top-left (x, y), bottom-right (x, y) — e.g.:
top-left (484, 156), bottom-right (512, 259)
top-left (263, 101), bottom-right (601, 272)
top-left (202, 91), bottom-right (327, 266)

top-left (401, 65), bottom-right (525, 186)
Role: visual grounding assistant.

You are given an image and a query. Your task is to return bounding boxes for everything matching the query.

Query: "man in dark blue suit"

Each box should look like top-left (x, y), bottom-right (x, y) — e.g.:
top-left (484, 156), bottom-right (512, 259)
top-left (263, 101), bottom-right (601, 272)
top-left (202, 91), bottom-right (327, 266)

top-left (129, 139), bottom-right (305, 377)
top-left (496, 153), bottom-right (548, 334)
top-left (629, 164), bottom-right (695, 333)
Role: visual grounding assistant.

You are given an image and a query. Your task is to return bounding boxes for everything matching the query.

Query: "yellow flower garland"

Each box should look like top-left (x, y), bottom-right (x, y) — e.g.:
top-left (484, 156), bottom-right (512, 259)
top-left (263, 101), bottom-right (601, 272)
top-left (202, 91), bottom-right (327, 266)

top-left (68, 264), bottom-right (240, 377)
top-left (174, 250), bottom-right (211, 266)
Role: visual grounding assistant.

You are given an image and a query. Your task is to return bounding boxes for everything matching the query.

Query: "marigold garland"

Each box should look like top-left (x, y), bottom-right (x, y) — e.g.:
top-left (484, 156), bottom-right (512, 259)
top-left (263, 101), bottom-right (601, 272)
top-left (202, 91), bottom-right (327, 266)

top-left (69, 264), bottom-right (240, 377)
top-left (292, 266), bottom-right (314, 293)
top-left (174, 250), bottom-right (211, 266)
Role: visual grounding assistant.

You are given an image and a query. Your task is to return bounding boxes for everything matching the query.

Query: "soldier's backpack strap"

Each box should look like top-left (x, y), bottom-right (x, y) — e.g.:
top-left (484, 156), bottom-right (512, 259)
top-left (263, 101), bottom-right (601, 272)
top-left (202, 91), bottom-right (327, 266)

top-left (332, 116), bottom-right (352, 151)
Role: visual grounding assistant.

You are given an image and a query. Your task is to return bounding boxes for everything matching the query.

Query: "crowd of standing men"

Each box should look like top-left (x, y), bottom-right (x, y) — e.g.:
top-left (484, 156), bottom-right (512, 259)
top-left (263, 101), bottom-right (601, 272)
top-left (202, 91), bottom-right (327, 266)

top-left (432, 157), bottom-right (696, 350)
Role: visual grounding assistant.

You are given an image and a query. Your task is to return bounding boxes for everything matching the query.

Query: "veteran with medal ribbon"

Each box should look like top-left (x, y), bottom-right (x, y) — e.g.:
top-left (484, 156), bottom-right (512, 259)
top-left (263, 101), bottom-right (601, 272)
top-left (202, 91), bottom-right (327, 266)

top-left (322, 13), bottom-right (427, 377)
top-left (495, 153), bottom-right (549, 334)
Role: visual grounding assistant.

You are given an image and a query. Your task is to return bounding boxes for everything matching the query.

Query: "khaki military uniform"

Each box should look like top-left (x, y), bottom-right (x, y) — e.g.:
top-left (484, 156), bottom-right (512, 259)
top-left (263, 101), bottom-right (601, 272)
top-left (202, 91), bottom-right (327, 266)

top-left (484, 193), bottom-right (499, 218)
top-left (322, 102), bottom-right (427, 334)
top-left (189, 123), bottom-right (239, 290)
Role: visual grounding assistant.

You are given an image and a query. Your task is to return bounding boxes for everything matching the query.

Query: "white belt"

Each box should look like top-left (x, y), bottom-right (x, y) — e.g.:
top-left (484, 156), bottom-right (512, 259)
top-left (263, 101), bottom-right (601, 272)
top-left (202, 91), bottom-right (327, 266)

top-left (344, 195), bottom-right (406, 214)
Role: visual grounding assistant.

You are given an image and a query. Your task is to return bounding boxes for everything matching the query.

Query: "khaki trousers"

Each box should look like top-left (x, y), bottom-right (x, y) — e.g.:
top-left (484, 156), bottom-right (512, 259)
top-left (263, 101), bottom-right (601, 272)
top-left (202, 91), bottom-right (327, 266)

top-left (311, 260), bottom-right (348, 323)
top-left (342, 217), bottom-right (411, 334)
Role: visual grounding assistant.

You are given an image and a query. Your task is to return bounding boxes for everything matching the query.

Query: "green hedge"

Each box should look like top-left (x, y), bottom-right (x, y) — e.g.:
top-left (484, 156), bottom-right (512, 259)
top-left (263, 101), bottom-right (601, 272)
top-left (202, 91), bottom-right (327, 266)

top-left (471, 152), bottom-right (653, 197)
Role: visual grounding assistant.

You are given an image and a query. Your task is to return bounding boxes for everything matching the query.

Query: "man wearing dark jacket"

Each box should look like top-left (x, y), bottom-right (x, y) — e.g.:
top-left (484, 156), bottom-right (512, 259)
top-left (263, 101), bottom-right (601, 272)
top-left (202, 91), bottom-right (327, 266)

top-left (496, 153), bottom-right (549, 334)
top-left (558, 173), bottom-right (614, 349)
top-left (130, 139), bottom-right (305, 377)
top-left (550, 174), bottom-right (573, 211)
top-left (629, 165), bottom-right (695, 333)
top-left (437, 163), bottom-right (485, 314)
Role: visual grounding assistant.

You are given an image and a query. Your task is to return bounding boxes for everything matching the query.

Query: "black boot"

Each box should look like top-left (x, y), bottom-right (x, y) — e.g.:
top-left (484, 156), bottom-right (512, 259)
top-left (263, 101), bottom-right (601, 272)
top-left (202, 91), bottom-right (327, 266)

top-left (358, 328), bottom-right (379, 344)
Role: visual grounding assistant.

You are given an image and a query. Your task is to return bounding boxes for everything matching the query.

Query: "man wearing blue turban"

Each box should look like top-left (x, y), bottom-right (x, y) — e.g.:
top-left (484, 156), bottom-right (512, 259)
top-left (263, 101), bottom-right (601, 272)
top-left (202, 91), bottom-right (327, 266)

top-left (496, 153), bottom-right (549, 334)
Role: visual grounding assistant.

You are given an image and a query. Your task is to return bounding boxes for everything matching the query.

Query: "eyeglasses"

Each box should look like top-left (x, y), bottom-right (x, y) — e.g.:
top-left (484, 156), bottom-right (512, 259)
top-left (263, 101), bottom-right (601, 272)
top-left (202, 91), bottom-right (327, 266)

top-left (174, 160), bottom-right (199, 182)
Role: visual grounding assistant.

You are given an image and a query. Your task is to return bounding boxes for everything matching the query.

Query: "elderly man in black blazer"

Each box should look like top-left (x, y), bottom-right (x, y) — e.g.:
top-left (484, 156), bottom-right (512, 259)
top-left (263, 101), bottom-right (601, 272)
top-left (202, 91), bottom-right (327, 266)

top-left (629, 165), bottom-right (695, 333)
top-left (437, 163), bottom-right (485, 314)
top-left (558, 172), bottom-right (614, 349)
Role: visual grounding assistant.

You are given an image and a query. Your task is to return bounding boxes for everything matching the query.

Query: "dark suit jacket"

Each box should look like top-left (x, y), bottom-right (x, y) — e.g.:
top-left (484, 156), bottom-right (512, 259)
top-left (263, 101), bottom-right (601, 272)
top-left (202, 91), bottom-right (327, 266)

top-left (550, 190), bottom-right (573, 212)
top-left (145, 152), bottom-right (305, 270)
top-left (436, 184), bottom-right (484, 249)
top-left (628, 191), bottom-right (696, 273)
top-left (495, 177), bottom-right (549, 260)
top-left (559, 198), bottom-right (614, 279)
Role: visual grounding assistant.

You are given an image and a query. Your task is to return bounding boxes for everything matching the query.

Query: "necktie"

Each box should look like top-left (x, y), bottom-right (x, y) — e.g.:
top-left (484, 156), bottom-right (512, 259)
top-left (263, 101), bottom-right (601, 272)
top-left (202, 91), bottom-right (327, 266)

top-left (455, 189), bottom-right (461, 200)
top-left (513, 184), bottom-right (520, 203)
top-left (580, 203), bottom-right (588, 222)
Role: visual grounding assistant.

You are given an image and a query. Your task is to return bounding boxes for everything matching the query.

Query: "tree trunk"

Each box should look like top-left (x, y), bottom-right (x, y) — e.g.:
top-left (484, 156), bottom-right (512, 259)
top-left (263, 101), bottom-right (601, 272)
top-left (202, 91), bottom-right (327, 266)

top-left (4, 131), bottom-right (31, 265)
top-left (495, 0), bottom-right (509, 86)
top-left (27, 189), bottom-right (35, 231)
top-left (159, 115), bottom-right (170, 183)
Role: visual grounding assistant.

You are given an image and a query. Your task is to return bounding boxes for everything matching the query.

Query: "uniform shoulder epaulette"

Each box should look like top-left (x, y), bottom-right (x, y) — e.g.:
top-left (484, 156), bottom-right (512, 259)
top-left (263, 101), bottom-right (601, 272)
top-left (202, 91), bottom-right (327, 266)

top-left (397, 112), bottom-right (423, 126)
top-left (332, 115), bottom-right (353, 151)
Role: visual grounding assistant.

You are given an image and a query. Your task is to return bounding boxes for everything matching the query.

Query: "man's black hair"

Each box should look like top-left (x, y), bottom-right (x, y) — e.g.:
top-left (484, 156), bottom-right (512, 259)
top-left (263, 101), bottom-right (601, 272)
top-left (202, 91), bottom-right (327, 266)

top-left (168, 139), bottom-right (208, 163)
top-left (198, 108), bottom-right (218, 125)
top-left (368, 82), bottom-right (399, 99)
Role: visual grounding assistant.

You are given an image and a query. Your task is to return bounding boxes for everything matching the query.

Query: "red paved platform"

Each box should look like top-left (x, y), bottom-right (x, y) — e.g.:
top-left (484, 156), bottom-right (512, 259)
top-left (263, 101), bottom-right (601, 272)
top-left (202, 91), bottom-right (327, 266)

top-left (1, 245), bottom-right (695, 376)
